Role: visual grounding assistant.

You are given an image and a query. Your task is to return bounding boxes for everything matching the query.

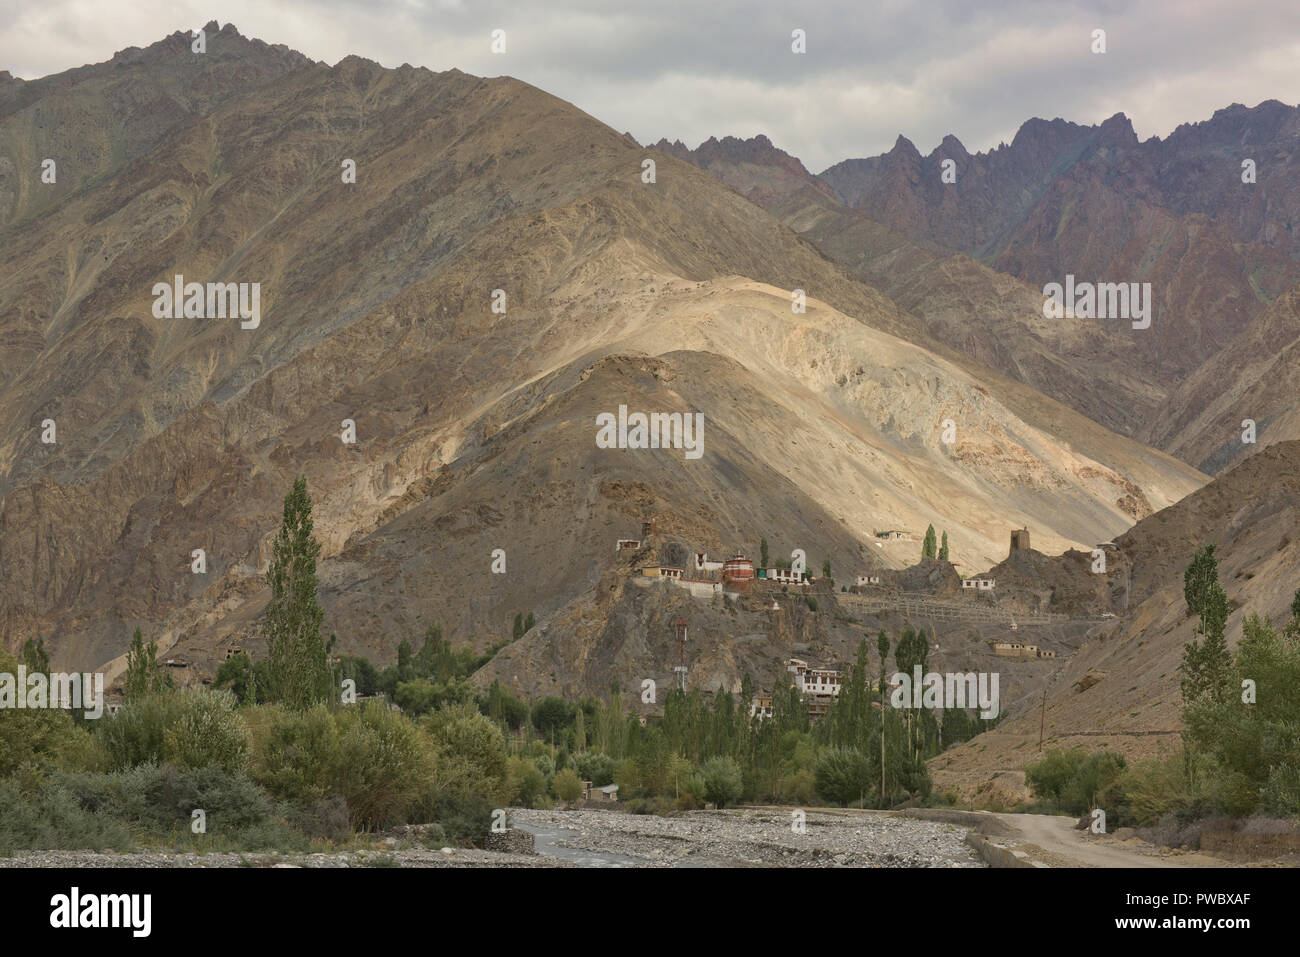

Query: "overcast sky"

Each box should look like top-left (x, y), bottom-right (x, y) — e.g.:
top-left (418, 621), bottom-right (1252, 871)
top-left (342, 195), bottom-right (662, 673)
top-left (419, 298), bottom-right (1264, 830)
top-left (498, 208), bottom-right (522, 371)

top-left (2, 0), bottom-right (1298, 171)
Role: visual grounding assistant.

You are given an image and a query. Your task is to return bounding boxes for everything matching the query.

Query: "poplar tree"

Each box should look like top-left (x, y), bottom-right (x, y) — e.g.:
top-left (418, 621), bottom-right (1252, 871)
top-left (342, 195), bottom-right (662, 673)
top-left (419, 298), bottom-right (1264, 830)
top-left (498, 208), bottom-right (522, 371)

top-left (123, 627), bottom-right (169, 700)
top-left (1180, 544), bottom-right (1233, 706)
top-left (938, 531), bottom-right (949, 561)
top-left (922, 525), bottom-right (937, 560)
top-left (877, 630), bottom-right (890, 805)
top-left (264, 475), bottom-right (331, 710)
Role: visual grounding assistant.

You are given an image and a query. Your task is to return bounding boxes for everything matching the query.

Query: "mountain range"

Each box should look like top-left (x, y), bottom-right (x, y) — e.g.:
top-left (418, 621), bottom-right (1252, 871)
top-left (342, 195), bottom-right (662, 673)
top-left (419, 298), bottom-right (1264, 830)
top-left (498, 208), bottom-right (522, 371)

top-left (1, 22), bottom-right (1295, 795)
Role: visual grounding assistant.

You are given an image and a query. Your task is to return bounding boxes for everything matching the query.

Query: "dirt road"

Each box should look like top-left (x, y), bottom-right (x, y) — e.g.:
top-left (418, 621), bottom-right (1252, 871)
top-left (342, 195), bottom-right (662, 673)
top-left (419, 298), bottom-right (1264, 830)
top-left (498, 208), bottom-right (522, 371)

top-left (980, 811), bottom-right (1230, 867)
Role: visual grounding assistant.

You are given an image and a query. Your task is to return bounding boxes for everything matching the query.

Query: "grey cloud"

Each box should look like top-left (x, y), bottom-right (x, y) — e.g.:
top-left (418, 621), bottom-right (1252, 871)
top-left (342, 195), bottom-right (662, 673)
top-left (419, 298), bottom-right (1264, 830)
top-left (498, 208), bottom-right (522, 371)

top-left (1, 0), bottom-right (1297, 170)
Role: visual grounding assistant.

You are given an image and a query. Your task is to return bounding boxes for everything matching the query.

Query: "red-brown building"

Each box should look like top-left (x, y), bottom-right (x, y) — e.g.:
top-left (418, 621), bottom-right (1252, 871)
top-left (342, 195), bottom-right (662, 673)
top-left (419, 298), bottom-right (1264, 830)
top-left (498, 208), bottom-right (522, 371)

top-left (722, 554), bottom-right (755, 583)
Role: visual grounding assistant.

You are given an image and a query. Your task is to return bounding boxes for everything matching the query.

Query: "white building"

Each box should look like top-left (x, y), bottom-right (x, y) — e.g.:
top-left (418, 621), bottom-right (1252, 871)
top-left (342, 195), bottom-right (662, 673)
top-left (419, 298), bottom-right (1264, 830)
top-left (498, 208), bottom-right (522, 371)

top-left (786, 659), bottom-right (842, 696)
top-left (694, 552), bottom-right (725, 573)
top-left (761, 567), bottom-right (806, 584)
top-left (962, 578), bottom-right (996, 591)
top-left (855, 575), bottom-right (882, 586)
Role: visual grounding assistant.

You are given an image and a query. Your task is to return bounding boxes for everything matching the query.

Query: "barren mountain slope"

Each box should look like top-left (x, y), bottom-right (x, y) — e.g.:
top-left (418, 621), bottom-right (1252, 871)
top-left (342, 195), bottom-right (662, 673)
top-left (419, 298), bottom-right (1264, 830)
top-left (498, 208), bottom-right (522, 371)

top-left (0, 26), bottom-right (1204, 682)
top-left (660, 134), bottom-right (1171, 439)
top-left (933, 440), bottom-right (1300, 801)
top-left (669, 109), bottom-right (1300, 469)
top-left (1145, 282), bottom-right (1300, 472)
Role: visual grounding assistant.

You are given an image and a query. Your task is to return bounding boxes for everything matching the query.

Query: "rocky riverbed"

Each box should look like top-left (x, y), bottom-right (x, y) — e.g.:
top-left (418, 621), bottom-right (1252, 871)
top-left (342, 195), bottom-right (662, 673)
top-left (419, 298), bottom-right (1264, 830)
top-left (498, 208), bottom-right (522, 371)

top-left (0, 807), bottom-right (983, 868)
top-left (511, 807), bottom-right (984, 868)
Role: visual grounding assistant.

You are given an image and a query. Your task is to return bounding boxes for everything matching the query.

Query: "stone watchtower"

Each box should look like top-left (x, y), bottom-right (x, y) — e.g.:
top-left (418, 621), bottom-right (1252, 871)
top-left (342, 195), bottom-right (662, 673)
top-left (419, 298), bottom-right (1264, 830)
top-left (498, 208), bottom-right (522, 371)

top-left (1010, 527), bottom-right (1031, 555)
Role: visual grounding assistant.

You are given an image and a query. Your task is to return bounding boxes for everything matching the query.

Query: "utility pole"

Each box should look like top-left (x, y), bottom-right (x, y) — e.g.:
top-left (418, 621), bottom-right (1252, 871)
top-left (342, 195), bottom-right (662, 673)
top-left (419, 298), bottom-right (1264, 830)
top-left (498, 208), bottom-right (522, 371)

top-left (1038, 685), bottom-right (1047, 752)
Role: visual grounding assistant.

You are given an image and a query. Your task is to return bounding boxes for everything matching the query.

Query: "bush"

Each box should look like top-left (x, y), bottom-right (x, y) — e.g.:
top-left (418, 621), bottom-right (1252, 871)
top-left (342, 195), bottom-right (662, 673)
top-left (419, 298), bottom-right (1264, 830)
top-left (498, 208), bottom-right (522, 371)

top-left (695, 756), bottom-right (743, 809)
top-left (552, 767), bottom-right (584, 803)
top-left (425, 706), bottom-right (509, 803)
top-left (0, 777), bottom-right (132, 854)
top-left (1, 765), bottom-right (307, 853)
top-left (333, 701), bottom-right (430, 829)
top-left (96, 693), bottom-right (184, 770)
top-left (814, 748), bottom-right (872, 807)
top-left (432, 791), bottom-right (495, 847)
top-left (1025, 748), bottom-right (1127, 814)
top-left (162, 689), bottom-right (250, 774)
top-left (574, 752), bottom-right (617, 786)
top-left (254, 704), bottom-right (340, 804)
top-left (0, 652), bottom-right (90, 774)
top-left (507, 756), bottom-right (547, 807)
top-left (292, 796), bottom-right (352, 843)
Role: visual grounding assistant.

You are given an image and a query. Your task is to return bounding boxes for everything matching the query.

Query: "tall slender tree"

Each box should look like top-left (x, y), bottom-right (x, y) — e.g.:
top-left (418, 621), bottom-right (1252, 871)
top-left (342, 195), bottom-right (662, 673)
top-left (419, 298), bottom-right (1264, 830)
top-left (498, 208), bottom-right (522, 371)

top-left (877, 630), bottom-right (890, 805)
top-left (938, 531), bottom-right (949, 561)
top-left (922, 524), bottom-right (937, 560)
top-left (264, 475), bottom-right (331, 710)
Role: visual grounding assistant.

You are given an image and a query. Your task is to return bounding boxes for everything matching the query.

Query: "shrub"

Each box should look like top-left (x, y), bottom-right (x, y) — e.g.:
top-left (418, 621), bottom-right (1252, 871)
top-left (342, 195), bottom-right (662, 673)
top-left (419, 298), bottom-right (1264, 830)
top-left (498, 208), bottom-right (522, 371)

top-left (425, 706), bottom-right (509, 803)
top-left (432, 791), bottom-right (495, 847)
top-left (574, 752), bottom-right (617, 786)
top-left (162, 689), bottom-right (250, 774)
top-left (814, 748), bottom-right (872, 807)
top-left (1025, 748), bottom-right (1127, 814)
top-left (254, 704), bottom-right (340, 804)
top-left (695, 756), bottom-right (743, 809)
top-left (293, 796), bottom-right (351, 843)
top-left (0, 652), bottom-right (95, 775)
top-left (96, 693), bottom-right (185, 770)
top-left (507, 756), bottom-right (547, 807)
top-left (552, 767), bottom-right (584, 803)
top-left (0, 778), bottom-right (131, 854)
top-left (333, 701), bottom-right (430, 829)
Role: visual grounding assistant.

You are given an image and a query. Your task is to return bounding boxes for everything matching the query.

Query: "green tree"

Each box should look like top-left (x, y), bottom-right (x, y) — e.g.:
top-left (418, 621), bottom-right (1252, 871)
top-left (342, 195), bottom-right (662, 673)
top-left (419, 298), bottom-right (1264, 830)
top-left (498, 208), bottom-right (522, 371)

top-left (553, 767), bottom-right (584, 803)
top-left (573, 708), bottom-right (587, 752)
top-left (264, 476), bottom-right (331, 710)
top-left (21, 637), bottom-right (50, 674)
top-left (938, 531), bottom-right (949, 561)
top-left (161, 688), bottom-right (250, 774)
top-left (822, 558), bottom-right (832, 580)
top-left (214, 652), bottom-right (254, 704)
top-left (1179, 545), bottom-right (1233, 705)
top-left (922, 524), bottom-right (937, 560)
top-left (814, 748), bottom-right (872, 806)
top-left (513, 614), bottom-right (525, 641)
top-left (123, 627), bottom-right (170, 700)
top-left (524, 612), bottom-right (536, 633)
top-left (695, 756), bottom-right (743, 808)
top-left (531, 696), bottom-right (573, 738)
top-left (1184, 544), bottom-right (1221, 618)
top-left (877, 630), bottom-right (890, 805)
top-left (760, 537), bottom-right (769, 568)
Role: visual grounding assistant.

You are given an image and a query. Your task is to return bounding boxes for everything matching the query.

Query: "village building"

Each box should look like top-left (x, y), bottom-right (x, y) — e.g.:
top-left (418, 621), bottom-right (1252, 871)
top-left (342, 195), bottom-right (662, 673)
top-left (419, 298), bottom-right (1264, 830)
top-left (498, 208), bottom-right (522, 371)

top-left (721, 554), bottom-right (755, 583)
top-left (673, 577), bottom-right (722, 599)
top-left (1010, 527), bottom-right (1031, 553)
top-left (750, 694), bottom-right (774, 720)
top-left (961, 578), bottom-right (996, 591)
top-left (855, 575), bottom-right (882, 586)
top-left (585, 783), bottom-right (619, 802)
top-left (759, 566), bottom-right (805, 584)
top-left (786, 658), bottom-right (843, 720)
top-left (693, 552), bottom-right (725, 573)
top-left (989, 640), bottom-right (1056, 659)
top-left (875, 529), bottom-right (909, 540)
top-left (640, 565), bottom-right (683, 579)
top-left (616, 539), bottom-right (642, 552)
